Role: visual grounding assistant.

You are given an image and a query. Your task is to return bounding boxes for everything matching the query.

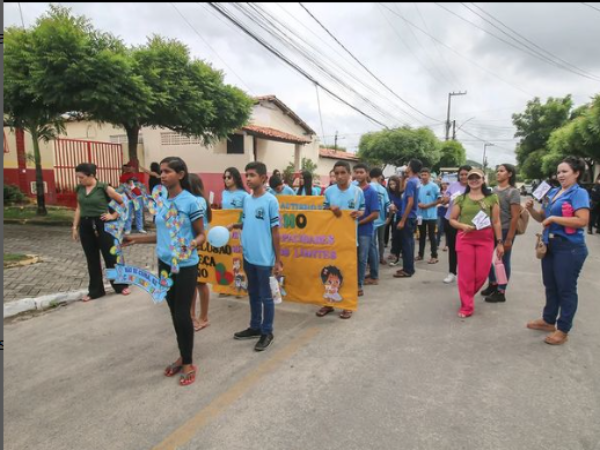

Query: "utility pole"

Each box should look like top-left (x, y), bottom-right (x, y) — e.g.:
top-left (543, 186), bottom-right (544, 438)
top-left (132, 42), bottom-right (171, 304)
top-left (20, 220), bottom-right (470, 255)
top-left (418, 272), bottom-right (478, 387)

top-left (334, 131), bottom-right (338, 150)
top-left (446, 91), bottom-right (467, 141)
top-left (452, 120), bottom-right (456, 140)
top-left (483, 143), bottom-right (494, 173)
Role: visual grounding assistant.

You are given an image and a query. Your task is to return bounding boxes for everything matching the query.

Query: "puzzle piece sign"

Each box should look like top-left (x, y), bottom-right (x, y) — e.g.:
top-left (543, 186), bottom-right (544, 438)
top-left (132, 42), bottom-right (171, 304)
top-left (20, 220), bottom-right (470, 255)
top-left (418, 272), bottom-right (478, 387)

top-left (105, 266), bottom-right (172, 304)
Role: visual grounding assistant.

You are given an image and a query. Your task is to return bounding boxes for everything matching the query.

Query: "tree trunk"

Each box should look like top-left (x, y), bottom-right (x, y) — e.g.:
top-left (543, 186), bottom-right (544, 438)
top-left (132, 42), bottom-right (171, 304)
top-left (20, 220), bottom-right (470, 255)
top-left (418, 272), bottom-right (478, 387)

top-left (30, 129), bottom-right (48, 216)
top-left (124, 125), bottom-right (140, 167)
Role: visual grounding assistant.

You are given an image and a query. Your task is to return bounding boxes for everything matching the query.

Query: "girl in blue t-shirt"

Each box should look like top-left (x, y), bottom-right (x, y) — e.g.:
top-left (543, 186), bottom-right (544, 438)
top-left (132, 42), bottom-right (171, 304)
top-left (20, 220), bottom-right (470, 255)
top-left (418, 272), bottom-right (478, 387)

top-left (221, 167), bottom-right (249, 210)
top-left (525, 157), bottom-right (590, 345)
top-left (189, 174), bottom-right (212, 332)
top-left (124, 157), bottom-right (206, 386)
top-left (296, 170), bottom-right (321, 196)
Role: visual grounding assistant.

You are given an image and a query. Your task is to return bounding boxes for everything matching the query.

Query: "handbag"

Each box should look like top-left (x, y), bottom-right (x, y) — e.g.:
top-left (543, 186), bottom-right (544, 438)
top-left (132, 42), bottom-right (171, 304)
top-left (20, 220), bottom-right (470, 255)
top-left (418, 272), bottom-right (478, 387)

top-left (535, 233), bottom-right (547, 259)
top-left (515, 205), bottom-right (530, 235)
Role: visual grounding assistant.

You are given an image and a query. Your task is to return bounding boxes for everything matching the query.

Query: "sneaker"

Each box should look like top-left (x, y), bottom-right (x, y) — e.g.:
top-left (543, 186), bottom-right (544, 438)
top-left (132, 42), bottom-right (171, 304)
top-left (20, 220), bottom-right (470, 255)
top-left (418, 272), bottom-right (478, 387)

top-left (234, 328), bottom-right (262, 340)
top-left (254, 333), bottom-right (274, 351)
top-left (485, 291), bottom-right (506, 303)
top-left (125, 230), bottom-right (132, 235)
top-left (481, 284), bottom-right (498, 297)
top-left (443, 274), bottom-right (456, 284)
top-left (138, 229), bottom-right (147, 234)
top-left (389, 259), bottom-right (401, 267)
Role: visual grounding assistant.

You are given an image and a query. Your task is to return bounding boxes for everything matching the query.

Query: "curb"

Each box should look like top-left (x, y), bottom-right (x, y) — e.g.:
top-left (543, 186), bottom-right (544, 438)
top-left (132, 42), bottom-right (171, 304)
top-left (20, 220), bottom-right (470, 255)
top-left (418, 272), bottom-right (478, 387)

top-left (4, 284), bottom-right (111, 319)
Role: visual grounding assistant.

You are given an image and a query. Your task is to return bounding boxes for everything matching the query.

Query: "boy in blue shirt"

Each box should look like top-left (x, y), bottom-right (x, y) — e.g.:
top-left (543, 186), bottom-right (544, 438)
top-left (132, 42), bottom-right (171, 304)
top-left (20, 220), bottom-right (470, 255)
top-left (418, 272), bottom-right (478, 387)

top-left (228, 162), bottom-right (282, 352)
top-left (394, 159), bottom-right (422, 278)
top-left (268, 176), bottom-right (296, 196)
top-left (317, 161), bottom-right (366, 319)
top-left (416, 168), bottom-right (441, 264)
top-left (366, 167), bottom-right (390, 285)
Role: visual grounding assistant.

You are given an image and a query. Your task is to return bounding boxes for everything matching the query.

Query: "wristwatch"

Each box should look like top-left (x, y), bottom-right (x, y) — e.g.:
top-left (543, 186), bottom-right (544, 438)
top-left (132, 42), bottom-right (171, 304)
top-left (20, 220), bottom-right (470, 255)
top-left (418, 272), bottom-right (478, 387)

top-left (496, 238), bottom-right (504, 245)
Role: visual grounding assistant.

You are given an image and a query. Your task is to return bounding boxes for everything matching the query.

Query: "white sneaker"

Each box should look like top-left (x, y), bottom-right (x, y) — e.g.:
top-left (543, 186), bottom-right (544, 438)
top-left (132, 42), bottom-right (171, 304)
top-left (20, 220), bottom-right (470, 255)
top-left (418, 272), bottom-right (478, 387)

top-left (443, 274), bottom-right (456, 284)
top-left (138, 230), bottom-right (147, 234)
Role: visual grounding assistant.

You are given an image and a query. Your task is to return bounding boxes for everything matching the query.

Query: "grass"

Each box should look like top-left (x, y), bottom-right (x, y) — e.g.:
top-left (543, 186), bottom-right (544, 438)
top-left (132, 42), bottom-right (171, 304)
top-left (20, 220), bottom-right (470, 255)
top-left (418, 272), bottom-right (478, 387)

top-left (4, 205), bottom-right (74, 225)
top-left (4, 253), bottom-right (30, 266)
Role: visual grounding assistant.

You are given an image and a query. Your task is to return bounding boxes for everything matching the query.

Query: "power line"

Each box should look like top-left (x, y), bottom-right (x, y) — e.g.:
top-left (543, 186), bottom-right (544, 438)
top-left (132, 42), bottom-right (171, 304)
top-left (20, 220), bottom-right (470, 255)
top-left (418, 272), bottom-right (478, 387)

top-left (299, 2), bottom-right (442, 122)
top-left (18, 2), bottom-right (25, 27)
top-left (207, 3), bottom-right (391, 129)
top-left (581, 2), bottom-right (600, 14)
top-left (453, 3), bottom-right (600, 82)
top-left (377, 3), bottom-right (534, 97)
top-left (170, 3), bottom-right (253, 93)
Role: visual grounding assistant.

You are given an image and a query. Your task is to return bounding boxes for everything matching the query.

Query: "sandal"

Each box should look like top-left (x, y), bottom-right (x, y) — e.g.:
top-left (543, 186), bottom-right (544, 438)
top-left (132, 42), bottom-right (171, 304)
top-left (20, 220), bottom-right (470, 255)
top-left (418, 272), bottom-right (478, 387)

top-left (415, 256), bottom-right (423, 261)
top-left (428, 258), bottom-right (439, 264)
top-left (339, 310), bottom-right (353, 319)
top-left (358, 289), bottom-right (364, 297)
top-left (194, 321), bottom-right (210, 332)
top-left (316, 306), bottom-right (335, 317)
top-left (121, 288), bottom-right (131, 296)
top-left (81, 295), bottom-right (93, 302)
top-left (393, 271), bottom-right (412, 278)
top-left (180, 365), bottom-right (197, 386)
top-left (458, 311), bottom-right (472, 318)
top-left (164, 362), bottom-right (183, 377)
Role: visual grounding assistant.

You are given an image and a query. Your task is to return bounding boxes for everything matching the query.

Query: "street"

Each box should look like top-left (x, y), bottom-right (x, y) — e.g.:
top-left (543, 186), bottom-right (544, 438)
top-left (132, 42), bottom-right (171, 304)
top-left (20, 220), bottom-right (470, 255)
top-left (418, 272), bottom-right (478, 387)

top-left (4, 227), bottom-right (600, 450)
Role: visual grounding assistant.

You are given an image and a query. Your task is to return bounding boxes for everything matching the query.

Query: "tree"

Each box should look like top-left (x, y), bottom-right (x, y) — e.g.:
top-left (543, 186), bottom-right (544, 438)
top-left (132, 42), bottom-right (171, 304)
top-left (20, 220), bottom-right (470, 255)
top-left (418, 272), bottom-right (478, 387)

top-left (432, 140), bottom-right (467, 173)
top-left (283, 157), bottom-right (318, 185)
top-left (512, 96), bottom-right (573, 179)
top-left (358, 126), bottom-right (441, 168)
top-left (4, 24), bottom-right (66, 215)
top-left (21, 6), bottom-right (254, 163)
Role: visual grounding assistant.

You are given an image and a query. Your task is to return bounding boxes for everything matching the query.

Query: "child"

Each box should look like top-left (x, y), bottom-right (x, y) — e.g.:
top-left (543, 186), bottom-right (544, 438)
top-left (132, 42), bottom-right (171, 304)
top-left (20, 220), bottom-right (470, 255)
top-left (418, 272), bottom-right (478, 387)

top-left (189, 173), bottom-right (212, 331)
top-left (316, 160), bottom-right (365, 320)
top-left (268, 176), bottom-right (296, 196)
top-left (228, 162), bottom-right (282, 352)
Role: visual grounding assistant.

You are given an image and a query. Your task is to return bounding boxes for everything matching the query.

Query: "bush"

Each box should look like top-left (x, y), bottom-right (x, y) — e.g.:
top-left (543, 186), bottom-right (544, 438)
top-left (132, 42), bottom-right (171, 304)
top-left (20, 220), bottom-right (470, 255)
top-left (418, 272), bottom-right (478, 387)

top-left (4, 184), bottom-right (27, 205)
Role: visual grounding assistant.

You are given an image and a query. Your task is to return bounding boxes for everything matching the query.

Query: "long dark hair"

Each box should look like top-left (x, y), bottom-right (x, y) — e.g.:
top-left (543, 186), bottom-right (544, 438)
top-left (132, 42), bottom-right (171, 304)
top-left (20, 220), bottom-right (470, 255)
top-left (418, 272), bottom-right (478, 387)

top-left (189, 173), bottom-right (213, 222)
top-left (75, 163), bottom-right (97, 178)
top-left (498, 163), bottom-right (517, 187)
top-left (160, 157), bottom-right (191, 192)
top-left (387, 175), bottom-right (401, 197)
top-left (224, 167), bottom-right (245, 191)
top-left (297, 170), bottom-right (314, 196)
top-left (150, 162), bottom-right (160, 174)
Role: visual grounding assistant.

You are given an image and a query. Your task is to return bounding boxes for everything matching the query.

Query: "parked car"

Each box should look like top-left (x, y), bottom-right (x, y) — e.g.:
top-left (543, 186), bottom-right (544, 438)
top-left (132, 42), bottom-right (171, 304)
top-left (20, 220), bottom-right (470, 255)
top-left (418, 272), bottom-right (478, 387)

top-left (519, 182), bottom-right (534, 196)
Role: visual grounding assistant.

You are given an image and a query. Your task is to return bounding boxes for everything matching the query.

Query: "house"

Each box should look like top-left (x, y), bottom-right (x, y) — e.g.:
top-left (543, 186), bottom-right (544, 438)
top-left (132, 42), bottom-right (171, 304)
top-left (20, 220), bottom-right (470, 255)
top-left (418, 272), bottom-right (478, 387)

top-left (318, 147), bottom-right (360, 175)
top-left (4, 95), bottom-right (344, 206)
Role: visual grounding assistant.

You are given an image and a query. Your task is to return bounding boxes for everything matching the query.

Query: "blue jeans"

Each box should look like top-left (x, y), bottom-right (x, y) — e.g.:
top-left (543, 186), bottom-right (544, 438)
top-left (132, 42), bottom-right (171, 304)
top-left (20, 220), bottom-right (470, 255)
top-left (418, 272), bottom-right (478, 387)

top-left (488, 229), bottom-right (515, 291)
top-left (357, 235), bottom-right (372, 288)
top-left (401, 218), bottom-right (417, 275)
top-left (125, 200), bottom-right (145, 232)
top-left (541, 238), bottom-right (588, 333)
top-left (368, 228), bottom-right (381, 280)
top-left (243, 259), bottom-right (274, 335)
top-left (437, 215), bottom-right (445, 247)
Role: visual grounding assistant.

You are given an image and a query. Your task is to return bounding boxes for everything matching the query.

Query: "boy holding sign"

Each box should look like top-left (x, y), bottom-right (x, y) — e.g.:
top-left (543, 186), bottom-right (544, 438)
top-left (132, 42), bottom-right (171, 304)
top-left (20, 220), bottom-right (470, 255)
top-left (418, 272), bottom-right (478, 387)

top-left (228, 162), bottom-right (282, 352)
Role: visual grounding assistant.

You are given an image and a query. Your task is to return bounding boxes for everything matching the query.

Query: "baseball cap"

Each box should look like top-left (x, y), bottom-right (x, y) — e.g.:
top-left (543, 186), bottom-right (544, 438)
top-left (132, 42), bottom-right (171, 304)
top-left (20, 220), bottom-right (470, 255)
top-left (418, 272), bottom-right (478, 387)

top-left (467, 168), bottom-right (485, 179)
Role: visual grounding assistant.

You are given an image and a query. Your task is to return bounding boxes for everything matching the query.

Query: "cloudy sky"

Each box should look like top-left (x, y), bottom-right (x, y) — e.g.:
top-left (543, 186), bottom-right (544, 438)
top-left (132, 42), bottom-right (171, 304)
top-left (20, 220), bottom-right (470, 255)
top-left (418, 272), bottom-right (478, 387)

top-left (5, 2), bottom-right (600, 167)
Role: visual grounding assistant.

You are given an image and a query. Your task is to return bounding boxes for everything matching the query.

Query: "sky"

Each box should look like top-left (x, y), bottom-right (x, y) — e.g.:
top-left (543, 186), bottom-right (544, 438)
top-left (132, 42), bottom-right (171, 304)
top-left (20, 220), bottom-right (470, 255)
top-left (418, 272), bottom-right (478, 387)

top-left (5, 2), bottom-right (600, 167)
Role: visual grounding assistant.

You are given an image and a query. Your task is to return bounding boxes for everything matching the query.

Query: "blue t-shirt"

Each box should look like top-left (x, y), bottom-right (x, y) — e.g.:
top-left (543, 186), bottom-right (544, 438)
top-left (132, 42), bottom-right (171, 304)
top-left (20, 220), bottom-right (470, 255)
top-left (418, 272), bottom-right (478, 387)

top-left (195, 196), bottom-right (210, 230)
top-left (295, 186), bottom-right (322, 196)
top-left (270, 185), bottom-right (295, 197)
top-left (323, 184), bottom-right (365, 211)
top-left (359, 185), bottom-right (380, 237)
top-left (389, 191), bottom-right (403, 220)
top-left (370, 182), bottom-right (390, 228)
top-left (543, 185), bottom-right (590, 245)
top-left (401, 176), bottom-right (420, 219)
top-left (417, 182), bottom-right (440, 221)
top-left (241, 192), bottom-right (280, 267)
top-left (155, 190), bottom-right (203, 267)
top-left (222, 189), bottom-right (249, 210)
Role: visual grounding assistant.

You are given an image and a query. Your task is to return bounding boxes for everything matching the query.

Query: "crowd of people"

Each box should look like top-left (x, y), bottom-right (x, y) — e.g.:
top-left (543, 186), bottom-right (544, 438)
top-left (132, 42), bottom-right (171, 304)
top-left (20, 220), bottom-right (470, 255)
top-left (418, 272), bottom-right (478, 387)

top-left (71, 155), bottom-right (593, 386)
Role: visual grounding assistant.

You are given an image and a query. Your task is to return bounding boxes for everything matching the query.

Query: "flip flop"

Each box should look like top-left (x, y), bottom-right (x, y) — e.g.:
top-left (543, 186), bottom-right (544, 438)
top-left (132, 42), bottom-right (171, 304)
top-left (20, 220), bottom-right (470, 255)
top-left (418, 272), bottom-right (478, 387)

top-left (121, 288), bottom-right (131, 296)
top-left (164, 362), bottom-right (183, 377)
top-left (393, 271), bottom-right (412, 278)
top-left (194, 322), bottom-right (210, 332)
top-left (179, 365), bottom-right (198, 386)
top-left (339, 310), bottom-right (353, 319)
top-left (316, 306), bottom-right (335, 317)
top-left (428, 258), bottom-right (439, 264)
top-left (81, 295), bottom-right (93, 303)
top-left (458, 311), bottom-right (472, 318)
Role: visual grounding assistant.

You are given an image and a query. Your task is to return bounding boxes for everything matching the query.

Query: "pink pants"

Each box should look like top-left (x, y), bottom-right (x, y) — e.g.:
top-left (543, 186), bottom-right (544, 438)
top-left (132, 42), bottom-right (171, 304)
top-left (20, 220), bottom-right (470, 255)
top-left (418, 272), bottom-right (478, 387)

top-left (456, 228), bottom-right (495, 315)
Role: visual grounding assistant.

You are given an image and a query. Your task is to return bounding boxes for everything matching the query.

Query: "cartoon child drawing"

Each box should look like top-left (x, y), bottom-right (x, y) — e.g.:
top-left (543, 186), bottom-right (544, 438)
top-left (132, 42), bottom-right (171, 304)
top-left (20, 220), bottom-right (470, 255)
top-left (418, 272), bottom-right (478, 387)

top-left (233, 258), bottom-right (248, 293)
top-left (321, 266), bottom-right (343, 303)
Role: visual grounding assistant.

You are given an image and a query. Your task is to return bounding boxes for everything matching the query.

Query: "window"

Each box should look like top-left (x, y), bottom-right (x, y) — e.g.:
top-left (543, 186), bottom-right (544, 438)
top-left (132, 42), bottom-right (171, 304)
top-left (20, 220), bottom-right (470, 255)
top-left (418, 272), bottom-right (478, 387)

top-left (227, 134), bottom-right (244, 154)
top-left (160, 132), bottom-right (201, 146)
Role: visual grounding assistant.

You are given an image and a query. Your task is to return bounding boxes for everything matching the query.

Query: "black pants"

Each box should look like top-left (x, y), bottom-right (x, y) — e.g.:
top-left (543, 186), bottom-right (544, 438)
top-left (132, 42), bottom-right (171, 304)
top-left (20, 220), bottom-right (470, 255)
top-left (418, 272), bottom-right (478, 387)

top-left (589, 204), bottom-right (600, 232)
top-left (418, 220), bottom-right (438, 258)
top-left (384, 219), bottom-right (392, 247)
top-left (159, 261), bottom-right (198, 365)
top-left (391, 218), bottom-right (403, 258)
top-left (79, 217), bottom-right (127, 299)
top-left (445, 218), bottom-right (458, 275)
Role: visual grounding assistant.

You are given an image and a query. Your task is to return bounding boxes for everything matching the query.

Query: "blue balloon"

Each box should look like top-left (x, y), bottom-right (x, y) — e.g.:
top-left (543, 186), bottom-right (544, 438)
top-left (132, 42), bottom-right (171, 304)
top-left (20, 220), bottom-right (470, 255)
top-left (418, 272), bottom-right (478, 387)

top-left (207, 226), bottom-right (230, 248)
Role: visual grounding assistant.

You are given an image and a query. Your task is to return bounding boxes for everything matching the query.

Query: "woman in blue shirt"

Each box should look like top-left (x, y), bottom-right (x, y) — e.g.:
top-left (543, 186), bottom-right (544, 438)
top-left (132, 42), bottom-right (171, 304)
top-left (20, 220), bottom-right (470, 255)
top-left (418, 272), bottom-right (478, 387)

top-left (221, 167), bottom-right (249, 209)
top-left (125, 157), bottom-right (206, 385)
top-left (296, 170), bottom-right (321, 196)
top-left (525, 157), bottom-right (590, 345)
top-left (386, 175), bottom-right (403, 266)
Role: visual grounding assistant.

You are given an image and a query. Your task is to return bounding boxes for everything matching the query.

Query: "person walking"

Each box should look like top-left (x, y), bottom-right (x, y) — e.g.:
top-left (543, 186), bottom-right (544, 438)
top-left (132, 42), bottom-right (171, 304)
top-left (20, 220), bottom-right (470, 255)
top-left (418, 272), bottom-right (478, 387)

top-left (481, 164), bottom-right (521, 303)
top-left (525, 157), bottom-right (590, 345)
top-left (449, 169), bottom-right (504, 318)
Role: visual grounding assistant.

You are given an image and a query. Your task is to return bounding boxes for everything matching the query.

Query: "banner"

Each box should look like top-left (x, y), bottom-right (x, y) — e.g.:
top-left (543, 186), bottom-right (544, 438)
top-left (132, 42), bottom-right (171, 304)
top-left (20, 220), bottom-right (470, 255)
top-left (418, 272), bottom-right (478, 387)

top-left (197, 209), bottom-right (358, 311)
top-left (275, 195), bottom-right (325, 211)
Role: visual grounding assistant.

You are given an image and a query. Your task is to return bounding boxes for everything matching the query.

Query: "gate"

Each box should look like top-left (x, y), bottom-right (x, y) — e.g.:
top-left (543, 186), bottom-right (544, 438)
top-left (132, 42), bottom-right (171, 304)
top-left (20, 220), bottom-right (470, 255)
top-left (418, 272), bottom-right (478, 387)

top-left (54, 138), bottom-right (123, 206)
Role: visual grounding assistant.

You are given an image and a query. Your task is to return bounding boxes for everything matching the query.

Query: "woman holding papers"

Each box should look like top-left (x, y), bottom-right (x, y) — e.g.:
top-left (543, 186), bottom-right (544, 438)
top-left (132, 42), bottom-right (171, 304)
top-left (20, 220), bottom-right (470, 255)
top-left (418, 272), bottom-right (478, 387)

top-left (449, 169), bottom-right (504, 318)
